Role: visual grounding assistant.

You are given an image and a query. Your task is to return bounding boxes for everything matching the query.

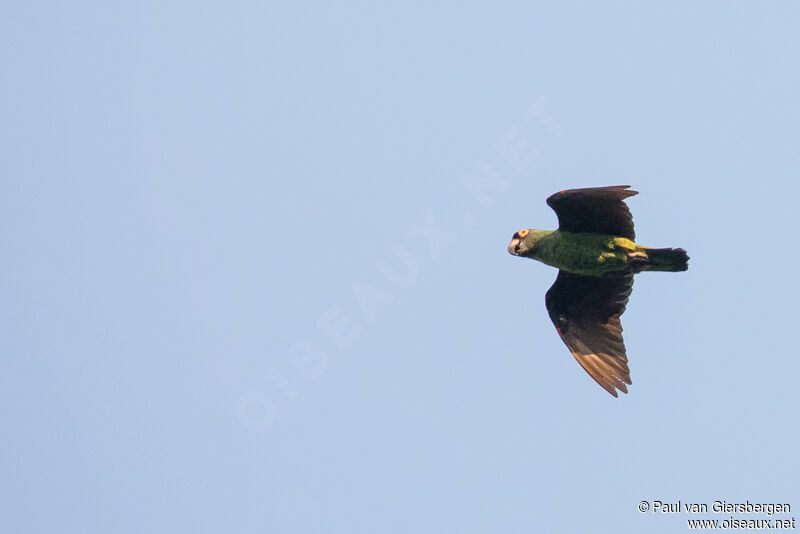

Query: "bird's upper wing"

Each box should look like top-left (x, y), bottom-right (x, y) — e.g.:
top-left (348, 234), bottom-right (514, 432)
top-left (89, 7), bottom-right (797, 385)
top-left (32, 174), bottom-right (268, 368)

top-left (545, 270), bottom-right (633, 397)
top-left (546, 185), bottom-right (637, 239)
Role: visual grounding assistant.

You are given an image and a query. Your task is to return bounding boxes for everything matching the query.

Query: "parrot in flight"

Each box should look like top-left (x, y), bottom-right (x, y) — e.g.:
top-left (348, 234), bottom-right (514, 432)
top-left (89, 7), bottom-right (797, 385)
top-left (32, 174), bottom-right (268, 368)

top-left (507, 185), bottom-right (689, 397)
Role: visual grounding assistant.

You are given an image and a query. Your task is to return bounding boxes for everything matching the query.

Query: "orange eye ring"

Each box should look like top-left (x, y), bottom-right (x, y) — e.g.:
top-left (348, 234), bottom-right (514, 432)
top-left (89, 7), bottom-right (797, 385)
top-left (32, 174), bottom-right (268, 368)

top-left (517, 229), bottom-right (529, 238)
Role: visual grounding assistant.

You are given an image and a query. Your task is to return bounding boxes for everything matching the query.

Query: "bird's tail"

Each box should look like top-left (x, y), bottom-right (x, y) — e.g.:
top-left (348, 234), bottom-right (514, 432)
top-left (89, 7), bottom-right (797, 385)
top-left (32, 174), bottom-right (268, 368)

top-left (644, 247), bottom-right (689, 272)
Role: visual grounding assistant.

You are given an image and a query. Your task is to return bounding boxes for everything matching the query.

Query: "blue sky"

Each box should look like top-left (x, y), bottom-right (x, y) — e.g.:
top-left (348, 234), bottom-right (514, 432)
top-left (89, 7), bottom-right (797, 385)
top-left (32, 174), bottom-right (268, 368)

top-left (2, 2), bottom-right (799, 533)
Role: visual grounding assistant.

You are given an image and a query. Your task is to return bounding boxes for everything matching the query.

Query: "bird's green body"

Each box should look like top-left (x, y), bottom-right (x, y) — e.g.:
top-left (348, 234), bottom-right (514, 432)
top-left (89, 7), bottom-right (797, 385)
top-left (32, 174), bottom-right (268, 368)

top-left (525, 230), bottom-right (643, 276)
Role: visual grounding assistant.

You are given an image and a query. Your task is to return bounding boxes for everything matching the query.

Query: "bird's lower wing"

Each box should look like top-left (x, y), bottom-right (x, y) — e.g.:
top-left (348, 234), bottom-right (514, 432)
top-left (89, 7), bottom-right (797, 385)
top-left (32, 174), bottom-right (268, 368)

top-left (545, 271), bottom-right (633, 397)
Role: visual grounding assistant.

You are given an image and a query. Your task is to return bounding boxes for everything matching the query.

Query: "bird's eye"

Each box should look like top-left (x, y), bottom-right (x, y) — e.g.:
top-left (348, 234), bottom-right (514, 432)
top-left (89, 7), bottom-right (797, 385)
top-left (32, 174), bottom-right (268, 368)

top-left (517, 229), bottom-right (529, 238)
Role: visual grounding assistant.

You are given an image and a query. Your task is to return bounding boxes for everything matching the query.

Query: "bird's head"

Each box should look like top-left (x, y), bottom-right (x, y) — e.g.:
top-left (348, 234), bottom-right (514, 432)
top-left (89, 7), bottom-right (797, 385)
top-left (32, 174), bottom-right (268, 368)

top-left (507, 229), bottom-right (549, 258)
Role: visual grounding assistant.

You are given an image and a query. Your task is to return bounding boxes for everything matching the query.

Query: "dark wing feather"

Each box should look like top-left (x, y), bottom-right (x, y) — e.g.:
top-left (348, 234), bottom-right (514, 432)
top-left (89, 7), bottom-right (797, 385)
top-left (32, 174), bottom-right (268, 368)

top-left (545, 270), bottom-right (634, 397)
top-left (546, 185), bottom-right (637, 239)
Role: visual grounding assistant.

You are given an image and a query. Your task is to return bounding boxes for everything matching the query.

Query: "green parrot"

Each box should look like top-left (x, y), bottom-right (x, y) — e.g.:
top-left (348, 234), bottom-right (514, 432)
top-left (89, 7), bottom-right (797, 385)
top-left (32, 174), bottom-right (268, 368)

top-left (507, 185), bottom-right (689, 397)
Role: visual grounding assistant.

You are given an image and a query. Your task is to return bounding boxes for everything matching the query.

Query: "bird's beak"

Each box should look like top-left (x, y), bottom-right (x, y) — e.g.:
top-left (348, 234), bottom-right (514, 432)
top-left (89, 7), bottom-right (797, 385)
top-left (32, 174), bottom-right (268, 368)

top-left (508, 238), bottom-right (521, 256)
